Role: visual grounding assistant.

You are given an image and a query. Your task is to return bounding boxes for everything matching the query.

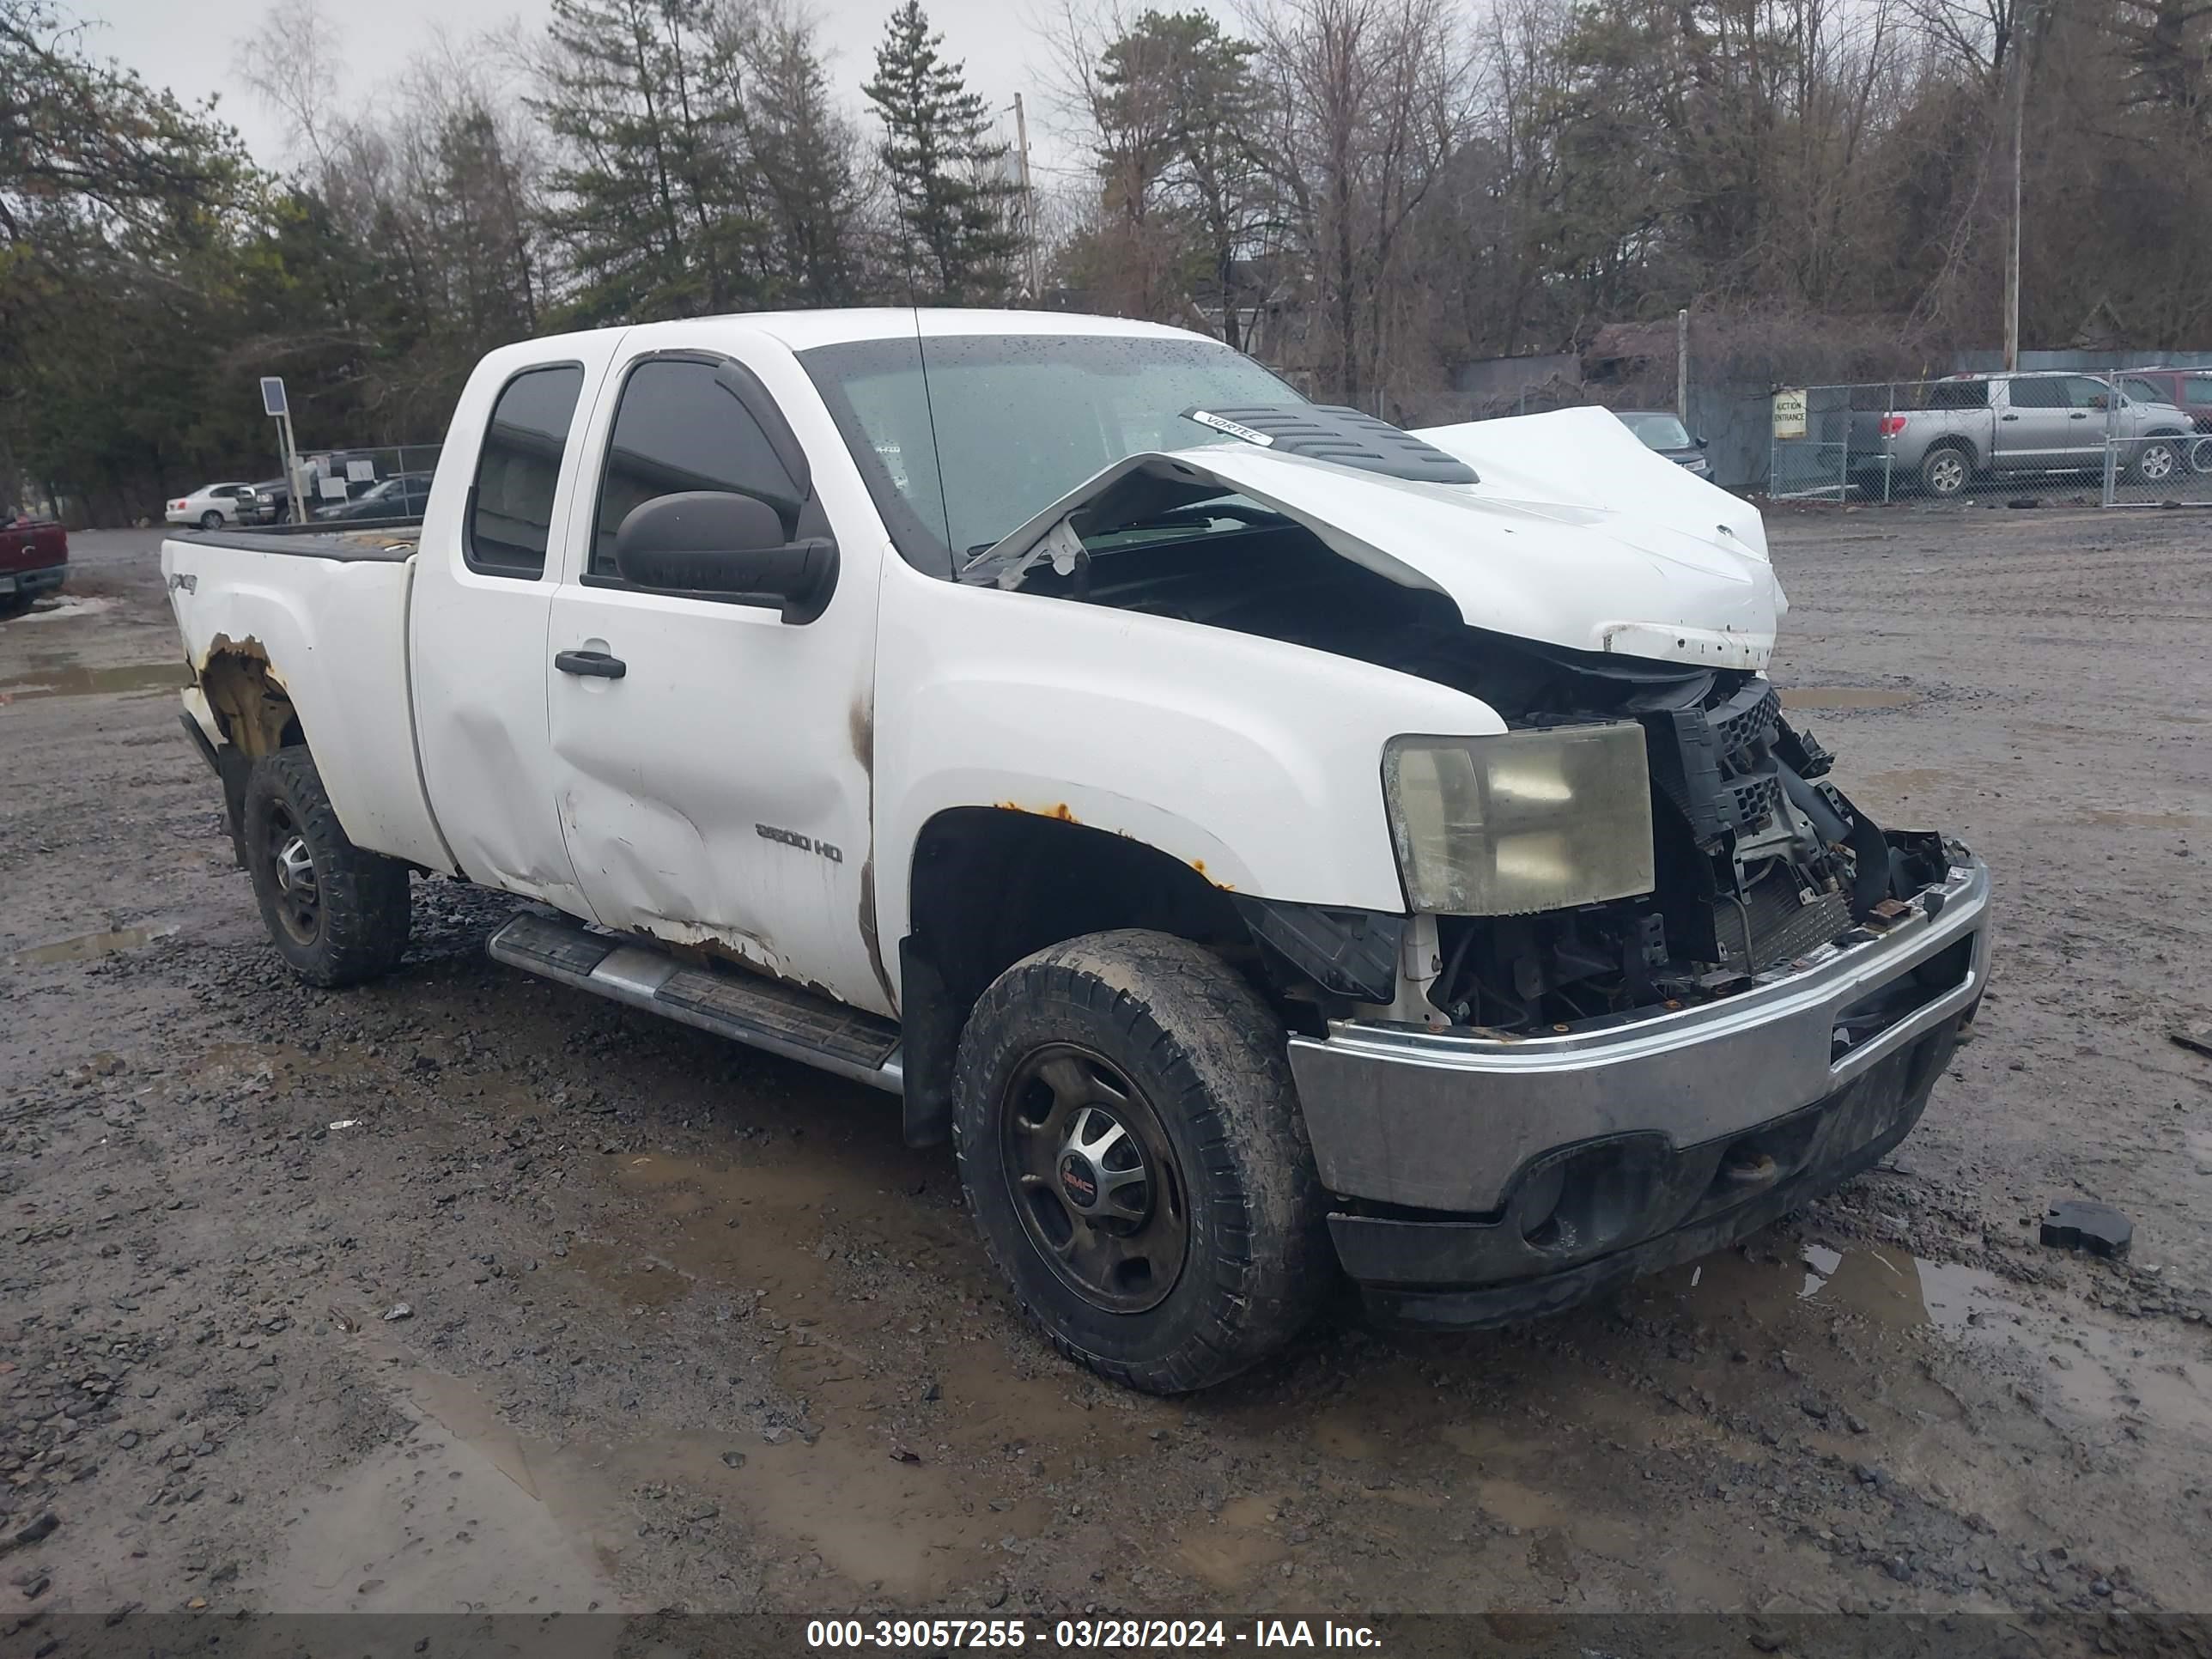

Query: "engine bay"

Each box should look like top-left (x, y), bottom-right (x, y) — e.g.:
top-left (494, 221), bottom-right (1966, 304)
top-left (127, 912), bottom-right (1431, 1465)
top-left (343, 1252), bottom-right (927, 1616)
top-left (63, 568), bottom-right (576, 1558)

top-left (1006, 516), bottom-right (1952, 1031)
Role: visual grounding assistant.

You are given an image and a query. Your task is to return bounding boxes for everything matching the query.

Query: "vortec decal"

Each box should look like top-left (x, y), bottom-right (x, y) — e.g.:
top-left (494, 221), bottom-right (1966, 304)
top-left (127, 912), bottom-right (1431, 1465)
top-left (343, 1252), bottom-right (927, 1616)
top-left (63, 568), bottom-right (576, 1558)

top-left (756, 823), bottom-right (843, 863)
top-left (1184, 409), bottom-right (1276, 447)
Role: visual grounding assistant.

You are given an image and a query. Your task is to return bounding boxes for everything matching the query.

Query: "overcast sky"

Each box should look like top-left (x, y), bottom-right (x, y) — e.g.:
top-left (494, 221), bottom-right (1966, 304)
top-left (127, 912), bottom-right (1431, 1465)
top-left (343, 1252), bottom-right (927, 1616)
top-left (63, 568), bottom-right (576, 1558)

top-left (78, 0), bottom-right (1103, 179)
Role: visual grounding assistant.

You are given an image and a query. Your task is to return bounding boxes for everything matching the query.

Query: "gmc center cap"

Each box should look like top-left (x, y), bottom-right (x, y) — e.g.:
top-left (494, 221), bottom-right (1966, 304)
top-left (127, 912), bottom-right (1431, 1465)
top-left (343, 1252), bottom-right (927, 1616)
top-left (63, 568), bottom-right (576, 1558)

top-left (1058, 1152), bottom-right (1099, 1211)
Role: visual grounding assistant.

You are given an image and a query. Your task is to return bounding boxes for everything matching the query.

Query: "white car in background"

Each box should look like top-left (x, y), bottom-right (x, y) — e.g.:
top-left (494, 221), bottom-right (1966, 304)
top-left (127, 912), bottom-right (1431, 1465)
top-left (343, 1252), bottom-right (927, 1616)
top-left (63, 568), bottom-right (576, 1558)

top-left (165, 483), bottom-right (254, 530)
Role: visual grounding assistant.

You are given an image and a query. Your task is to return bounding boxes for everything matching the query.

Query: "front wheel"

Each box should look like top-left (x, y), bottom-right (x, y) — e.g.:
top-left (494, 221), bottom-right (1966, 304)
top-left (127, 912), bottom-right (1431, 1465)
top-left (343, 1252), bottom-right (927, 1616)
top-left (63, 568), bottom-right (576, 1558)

top-left (952, 929), bottom-right (1332, 1394)
top-left (241, 749), bottom-right (411, 986)
top-left (2134, 437), bottom-right (2182, 486)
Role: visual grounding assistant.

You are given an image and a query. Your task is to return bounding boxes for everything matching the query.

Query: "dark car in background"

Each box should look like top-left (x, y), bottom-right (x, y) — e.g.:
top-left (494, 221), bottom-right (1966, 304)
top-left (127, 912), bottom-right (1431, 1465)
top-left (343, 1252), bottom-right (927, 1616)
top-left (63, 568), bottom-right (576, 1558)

top-left (1, 504), bottom-right (68, 617)
top-left (235, 477), bottom-right (295, 526)
top-left (1614, 410), bottom-right (1711, 476)
top-left (312, 471), bottom-right (434, 523)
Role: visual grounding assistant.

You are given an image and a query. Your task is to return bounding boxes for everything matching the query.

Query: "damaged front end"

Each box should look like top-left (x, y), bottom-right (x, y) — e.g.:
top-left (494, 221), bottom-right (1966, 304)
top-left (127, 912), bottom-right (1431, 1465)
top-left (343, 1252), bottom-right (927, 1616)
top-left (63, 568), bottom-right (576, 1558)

top-left (1376, 633), bottom-right (1960, 1038)
top-left (976, 403), bottom-right (1990, 1325)
top-left (971, 406), bottom-right (1955, 1036)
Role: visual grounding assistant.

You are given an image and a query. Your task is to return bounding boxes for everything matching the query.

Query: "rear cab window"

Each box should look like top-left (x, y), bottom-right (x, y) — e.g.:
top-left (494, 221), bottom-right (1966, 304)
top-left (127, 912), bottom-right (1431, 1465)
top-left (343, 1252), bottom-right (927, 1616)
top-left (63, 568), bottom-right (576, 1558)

top-left (467, 365), bottom-right (587, 578)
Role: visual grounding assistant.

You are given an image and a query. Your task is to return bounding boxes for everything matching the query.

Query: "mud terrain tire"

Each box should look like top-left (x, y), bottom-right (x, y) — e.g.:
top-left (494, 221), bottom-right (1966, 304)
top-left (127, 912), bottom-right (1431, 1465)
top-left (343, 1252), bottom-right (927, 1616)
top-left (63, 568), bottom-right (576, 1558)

top-left (242, 748), bottom-right (411, 987)
top-left (952, 929), bottom-right (1331, 1393)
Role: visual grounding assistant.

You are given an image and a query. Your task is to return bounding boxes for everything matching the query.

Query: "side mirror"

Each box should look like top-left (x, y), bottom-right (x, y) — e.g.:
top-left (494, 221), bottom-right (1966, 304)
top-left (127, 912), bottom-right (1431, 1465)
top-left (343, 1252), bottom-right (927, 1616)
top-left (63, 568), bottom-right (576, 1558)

top-left (615, 490), bottom-right (839, 623)
top-left (1694, 434), bottom-right (1710, 448)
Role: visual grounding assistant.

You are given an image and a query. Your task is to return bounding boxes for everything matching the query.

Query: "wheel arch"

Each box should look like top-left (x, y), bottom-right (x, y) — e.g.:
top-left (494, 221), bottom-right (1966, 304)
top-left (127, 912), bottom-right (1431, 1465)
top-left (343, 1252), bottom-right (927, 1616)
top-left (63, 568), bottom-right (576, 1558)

top-left (897, 806), bottom-right (1260, 1148)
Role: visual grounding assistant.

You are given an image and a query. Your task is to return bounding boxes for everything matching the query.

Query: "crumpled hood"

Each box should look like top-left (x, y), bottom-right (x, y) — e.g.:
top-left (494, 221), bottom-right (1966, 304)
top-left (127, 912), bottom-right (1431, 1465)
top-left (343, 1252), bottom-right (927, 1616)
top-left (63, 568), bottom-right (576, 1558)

top-left (978, 404), bottom-right (1783, 672)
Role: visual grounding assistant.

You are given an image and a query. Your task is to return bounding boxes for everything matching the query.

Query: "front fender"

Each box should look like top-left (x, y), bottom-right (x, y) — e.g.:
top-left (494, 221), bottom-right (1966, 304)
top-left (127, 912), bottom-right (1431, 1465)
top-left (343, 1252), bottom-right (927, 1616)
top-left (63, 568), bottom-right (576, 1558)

top-left (872, 561), bottom-right (1500, 956)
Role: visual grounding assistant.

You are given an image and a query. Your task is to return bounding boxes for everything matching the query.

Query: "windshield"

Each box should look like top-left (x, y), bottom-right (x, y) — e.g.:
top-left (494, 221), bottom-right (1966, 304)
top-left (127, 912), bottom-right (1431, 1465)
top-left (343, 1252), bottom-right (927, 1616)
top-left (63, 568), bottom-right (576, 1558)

top-left (799, 332), bottom-right (1303, 575)
top-left (1617, 411), bottom-right (1692, 450)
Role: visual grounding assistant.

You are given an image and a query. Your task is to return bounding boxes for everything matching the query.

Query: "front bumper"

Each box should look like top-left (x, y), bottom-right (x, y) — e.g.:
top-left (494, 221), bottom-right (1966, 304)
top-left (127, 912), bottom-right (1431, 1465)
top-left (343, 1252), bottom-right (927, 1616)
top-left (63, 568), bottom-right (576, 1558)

top-left (1287, 854), bottom-right (1990, 1325)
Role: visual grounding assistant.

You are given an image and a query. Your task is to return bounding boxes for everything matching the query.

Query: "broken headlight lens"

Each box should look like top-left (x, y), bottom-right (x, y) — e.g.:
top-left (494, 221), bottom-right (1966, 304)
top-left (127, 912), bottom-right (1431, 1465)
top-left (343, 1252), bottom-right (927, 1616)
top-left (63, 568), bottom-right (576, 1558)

top-left (1382, 726), bottom-right (1656, 915)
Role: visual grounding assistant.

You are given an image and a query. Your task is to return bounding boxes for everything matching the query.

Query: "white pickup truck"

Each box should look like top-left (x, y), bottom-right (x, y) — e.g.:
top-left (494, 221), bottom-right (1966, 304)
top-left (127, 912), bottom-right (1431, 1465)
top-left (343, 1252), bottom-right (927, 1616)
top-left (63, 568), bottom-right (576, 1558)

top-left (161, 310), bottom-right (1991, 1392)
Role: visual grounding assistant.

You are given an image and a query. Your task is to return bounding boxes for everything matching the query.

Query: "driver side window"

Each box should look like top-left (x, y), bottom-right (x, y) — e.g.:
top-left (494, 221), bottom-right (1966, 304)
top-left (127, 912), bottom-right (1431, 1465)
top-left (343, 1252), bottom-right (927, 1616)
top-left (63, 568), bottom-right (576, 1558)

top-left (589, 357), bottom-right (803, 581)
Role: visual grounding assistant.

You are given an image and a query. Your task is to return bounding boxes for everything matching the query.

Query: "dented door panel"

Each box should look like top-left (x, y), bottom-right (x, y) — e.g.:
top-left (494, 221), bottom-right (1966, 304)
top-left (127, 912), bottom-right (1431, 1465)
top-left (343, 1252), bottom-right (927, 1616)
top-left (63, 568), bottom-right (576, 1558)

top-left (544, 320), bottom-right (891, 1016)
top-left (410, 336), bottom-right (628, 914)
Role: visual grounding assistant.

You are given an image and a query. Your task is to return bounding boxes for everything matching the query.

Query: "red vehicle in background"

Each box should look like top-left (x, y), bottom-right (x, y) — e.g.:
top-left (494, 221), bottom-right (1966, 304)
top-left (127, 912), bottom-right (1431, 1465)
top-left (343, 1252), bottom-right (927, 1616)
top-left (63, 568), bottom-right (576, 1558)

top-left (1, 504), bottom-right (68, 617)
top-left (2118, 368), bottom-right (2212, 471)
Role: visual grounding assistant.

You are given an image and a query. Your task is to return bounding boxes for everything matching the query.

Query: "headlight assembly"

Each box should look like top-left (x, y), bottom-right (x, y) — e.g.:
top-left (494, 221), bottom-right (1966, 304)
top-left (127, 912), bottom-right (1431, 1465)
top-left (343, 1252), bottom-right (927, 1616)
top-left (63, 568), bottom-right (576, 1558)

top-left (1382, 726), bottom-right (1655, 915)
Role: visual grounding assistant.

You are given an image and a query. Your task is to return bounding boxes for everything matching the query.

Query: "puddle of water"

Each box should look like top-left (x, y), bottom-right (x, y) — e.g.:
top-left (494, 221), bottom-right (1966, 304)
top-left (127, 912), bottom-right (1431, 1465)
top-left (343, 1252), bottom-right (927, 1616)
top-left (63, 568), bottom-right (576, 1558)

top-left (1653, 1243), bottom-right (2210, 1442)
top-left (1178, 1492), bottom-right (1289, 1591)
top-left (1863, 766), bottom-right (1949, 797)
top-left (1778, 686), bottom-right (1917, 710)
top-left (7, 921), bottom-right (179, 966)
top-left (551, 1145), bottom-right (1158, 1575)
top-left (1660, 1242), bottom-right (1992, 1334)
top-left (0, 660), bottom-right (191, 701)
top-left (2082, 809), bottom-right (2205, 831)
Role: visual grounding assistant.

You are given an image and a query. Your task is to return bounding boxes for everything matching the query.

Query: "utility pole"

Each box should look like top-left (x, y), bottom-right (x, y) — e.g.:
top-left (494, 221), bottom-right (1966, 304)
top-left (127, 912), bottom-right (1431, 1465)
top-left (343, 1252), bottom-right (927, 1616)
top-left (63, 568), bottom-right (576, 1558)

top-left (2003, 1), bottom-right (2036, 372)
top-left (1011, 93), bottom-right (1042, 301)
top-left (1676, 307), bottom-right (1690, 424)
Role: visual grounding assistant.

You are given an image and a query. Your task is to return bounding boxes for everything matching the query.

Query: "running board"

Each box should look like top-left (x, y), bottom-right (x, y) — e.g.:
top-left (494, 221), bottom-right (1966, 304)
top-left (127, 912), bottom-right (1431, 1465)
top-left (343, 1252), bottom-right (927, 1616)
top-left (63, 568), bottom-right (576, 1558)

top-left (487, 910), bottom-right (903, 1095)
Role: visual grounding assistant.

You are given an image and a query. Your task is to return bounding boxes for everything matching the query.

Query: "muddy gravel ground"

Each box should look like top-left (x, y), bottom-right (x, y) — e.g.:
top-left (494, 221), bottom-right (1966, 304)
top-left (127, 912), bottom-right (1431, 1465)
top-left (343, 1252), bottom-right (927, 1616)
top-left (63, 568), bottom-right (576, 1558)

top-left (3, 512), bottom-right (2209, 1652)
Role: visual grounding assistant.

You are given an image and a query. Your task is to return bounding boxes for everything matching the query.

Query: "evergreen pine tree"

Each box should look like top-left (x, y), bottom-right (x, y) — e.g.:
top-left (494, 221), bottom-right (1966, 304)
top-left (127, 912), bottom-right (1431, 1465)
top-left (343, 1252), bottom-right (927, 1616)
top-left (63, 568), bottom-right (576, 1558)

top-left (531, 0), bottom-right (761, 323)
top-left (862, 0), bottom-right (1022, 304)
top-left (732, 10), bottom-right (865, 307)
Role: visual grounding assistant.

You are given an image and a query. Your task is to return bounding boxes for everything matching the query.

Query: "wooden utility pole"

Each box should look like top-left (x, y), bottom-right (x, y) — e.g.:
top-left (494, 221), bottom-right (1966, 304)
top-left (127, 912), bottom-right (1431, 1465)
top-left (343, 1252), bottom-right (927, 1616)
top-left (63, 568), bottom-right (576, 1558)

top-left (1012, 93), bottom-right (1042, 301)
top-left (2003, 2), bottom-right (2037, 371)
top-left (1676, 308), bottom-right (1690, 423)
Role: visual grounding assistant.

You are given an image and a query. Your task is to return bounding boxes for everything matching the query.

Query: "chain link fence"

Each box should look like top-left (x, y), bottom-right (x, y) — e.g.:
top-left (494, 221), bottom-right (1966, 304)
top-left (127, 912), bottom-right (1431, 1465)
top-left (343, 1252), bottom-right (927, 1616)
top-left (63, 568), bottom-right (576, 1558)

top-left (1768, 369), bottom-right (2212, 508)
top-left (236, 443), bottom-right (443, 527)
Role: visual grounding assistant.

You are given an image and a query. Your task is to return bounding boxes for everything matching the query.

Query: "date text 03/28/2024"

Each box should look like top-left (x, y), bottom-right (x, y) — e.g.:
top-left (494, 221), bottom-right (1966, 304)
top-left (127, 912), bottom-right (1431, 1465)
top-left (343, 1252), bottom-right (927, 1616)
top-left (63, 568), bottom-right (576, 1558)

top-left (804, 1619), bottom-right (1382, 1649)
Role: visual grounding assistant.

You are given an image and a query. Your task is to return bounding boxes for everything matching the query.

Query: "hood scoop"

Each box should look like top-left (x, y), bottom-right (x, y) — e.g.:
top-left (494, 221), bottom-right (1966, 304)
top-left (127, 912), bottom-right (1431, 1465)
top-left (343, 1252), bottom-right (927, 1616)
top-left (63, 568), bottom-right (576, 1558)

top-left (1181, 405), bottom-right (1478, 484)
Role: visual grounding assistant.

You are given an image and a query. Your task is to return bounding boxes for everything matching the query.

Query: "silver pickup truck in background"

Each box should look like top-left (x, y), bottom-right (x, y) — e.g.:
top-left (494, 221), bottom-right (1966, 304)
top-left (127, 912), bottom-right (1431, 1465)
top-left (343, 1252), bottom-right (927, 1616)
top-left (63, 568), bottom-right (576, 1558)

top-left (1851, 371), bottom-right (2191, 497)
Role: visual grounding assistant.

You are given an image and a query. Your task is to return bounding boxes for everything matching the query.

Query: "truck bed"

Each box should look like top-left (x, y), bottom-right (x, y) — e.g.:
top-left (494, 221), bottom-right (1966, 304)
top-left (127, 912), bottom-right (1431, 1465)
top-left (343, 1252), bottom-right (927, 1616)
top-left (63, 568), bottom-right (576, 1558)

top-left (169, 525), bottom-right (422, 562)
top-left (161, 526), bottom-right (452, 873)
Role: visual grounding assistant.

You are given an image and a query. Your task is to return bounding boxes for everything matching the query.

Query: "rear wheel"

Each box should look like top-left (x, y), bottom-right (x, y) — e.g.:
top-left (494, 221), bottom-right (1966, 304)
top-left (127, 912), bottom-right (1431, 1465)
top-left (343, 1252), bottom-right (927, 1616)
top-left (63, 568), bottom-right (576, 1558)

top-left (0, 591), bottom-right (31, 620)
top-left (952, 929), bottom-right (1331, 1394)
top-left (198, 509), bottom-right (223, 530)
top-left (1918, 445), bottom-right (1971, 498)
top-left (241, 749), bottom-right (410, 986)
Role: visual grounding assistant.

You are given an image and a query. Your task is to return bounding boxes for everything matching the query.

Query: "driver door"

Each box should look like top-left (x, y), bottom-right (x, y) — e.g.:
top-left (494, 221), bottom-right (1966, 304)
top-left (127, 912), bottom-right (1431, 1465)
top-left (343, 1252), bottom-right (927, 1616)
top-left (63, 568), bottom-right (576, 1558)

top-left (544, 337), bottom-right (891, 1015)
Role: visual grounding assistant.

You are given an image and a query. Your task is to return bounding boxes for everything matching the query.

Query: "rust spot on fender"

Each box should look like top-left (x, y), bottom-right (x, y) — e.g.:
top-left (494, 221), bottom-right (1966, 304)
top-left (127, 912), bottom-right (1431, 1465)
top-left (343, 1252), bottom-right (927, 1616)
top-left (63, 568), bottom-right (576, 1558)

top-left (858, 855), bottom-right (893, 1010)
top-left (848, 697), bottom-right (873, 773)
top-left (994, 801), bottom-right (1081, 824)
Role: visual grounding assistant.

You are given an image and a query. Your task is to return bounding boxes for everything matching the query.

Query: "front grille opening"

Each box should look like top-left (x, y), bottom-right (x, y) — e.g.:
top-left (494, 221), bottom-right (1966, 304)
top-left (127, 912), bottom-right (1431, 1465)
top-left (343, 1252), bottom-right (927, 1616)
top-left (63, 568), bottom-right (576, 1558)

top-left (1831, 935), bottom-right (1972, 1062)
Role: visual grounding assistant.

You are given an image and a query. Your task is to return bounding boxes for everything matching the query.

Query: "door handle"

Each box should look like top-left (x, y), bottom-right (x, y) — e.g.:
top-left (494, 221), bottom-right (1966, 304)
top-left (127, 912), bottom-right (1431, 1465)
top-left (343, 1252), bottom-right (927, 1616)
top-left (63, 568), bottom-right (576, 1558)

top-left (2000, 413), bottom-right (2020, 422)
top-left (2069, 412), bottom-right (2088, 420)
top-left (555, 648), bottom-right (626, 679)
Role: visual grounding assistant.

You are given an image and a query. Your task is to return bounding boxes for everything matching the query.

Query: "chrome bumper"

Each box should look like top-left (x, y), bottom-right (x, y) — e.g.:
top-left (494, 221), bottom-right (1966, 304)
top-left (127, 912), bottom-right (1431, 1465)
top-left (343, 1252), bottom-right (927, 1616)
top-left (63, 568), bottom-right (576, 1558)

top-left (1286, 856), bottom-right (1991, 1214)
